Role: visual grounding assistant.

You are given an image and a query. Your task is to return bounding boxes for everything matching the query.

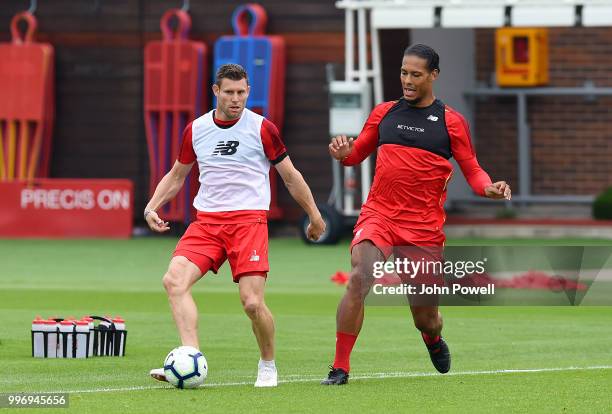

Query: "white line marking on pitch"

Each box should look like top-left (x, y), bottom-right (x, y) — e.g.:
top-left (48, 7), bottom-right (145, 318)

top-left (47, 365), bottom-right (612, 394)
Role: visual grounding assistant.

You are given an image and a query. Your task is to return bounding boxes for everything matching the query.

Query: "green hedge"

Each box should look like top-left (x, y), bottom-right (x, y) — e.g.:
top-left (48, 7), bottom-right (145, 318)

top-left (593, 187), bottom-right (612, 220)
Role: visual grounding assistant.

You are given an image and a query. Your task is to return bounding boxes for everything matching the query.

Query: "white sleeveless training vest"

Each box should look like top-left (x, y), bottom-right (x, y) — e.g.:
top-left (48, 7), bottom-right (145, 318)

top-left (191, 108), bottom-right (271, 212)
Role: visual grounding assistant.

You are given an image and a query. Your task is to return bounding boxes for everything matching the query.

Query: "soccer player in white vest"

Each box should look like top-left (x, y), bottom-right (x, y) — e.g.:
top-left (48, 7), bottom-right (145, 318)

top-left (146, 63), bottom-right (326, 387)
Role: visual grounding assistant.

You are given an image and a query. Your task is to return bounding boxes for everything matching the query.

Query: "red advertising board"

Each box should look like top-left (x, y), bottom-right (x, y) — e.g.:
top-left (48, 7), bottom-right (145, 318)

top-left (0, 179), bottom-right (133, 238)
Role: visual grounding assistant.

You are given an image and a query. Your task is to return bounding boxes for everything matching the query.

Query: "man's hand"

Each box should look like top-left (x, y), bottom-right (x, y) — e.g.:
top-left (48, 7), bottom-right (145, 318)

top-left (329, 135), bottom-right (354, 161)
top-left (145, 210), bottom-right (170, 233)
top-left (307, 215), bottom-right (326, 241)
top-left (484, 181), bottom-right (511, 200)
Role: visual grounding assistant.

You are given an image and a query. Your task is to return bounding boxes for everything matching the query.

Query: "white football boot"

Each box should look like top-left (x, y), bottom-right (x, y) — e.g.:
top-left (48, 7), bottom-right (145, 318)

top-left (149, 368), bottom-right (168, 383)
top-left (254, 359), bottom-right (278, 387)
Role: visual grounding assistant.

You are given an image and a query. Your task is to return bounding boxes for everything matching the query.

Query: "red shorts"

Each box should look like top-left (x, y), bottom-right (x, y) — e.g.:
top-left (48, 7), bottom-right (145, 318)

top-left (350, 211), bottom-right (445, 256)
top-left (173, 210), bottom-right (269, 283)
top-left (352, 212), bottom-right (445, 305)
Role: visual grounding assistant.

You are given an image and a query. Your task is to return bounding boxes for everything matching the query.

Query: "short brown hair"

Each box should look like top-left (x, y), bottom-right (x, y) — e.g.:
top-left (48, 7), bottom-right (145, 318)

top-left (215, 63), bottom-right (249, 86)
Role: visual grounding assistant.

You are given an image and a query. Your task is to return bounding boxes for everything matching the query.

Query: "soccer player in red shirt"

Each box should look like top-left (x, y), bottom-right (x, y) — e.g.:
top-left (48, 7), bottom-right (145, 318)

top-left (145, 64), bottom-right (326, 387)
top-left (321, 44), bottom-right (511, 385)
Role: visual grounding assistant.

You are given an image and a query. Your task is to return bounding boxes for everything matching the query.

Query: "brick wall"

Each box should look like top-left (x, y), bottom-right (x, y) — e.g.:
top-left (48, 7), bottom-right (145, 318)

top-left (474, 28), bottom-right (612, 196)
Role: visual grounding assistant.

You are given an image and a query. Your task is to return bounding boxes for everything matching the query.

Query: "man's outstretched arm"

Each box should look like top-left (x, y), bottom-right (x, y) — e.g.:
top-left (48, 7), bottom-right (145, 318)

top-left (144, 160), bottom-right (194, 232)
top-left (275, 157), bottom-right (326, 241)
top-left (456, 156), bottom-right (511, 200)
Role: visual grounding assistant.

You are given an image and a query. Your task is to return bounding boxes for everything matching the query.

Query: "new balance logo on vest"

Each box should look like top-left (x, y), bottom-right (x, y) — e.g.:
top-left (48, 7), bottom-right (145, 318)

top-left (212, 140), bottom-right (239, 155)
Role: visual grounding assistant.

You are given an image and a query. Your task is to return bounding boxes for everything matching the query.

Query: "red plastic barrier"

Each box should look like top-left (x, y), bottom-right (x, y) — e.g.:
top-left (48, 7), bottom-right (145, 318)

top-left (0, 179), bottom-right (133, 238)
top-left (0, 12), bottom-right (54, 181)
top-left (144, 9), bottom-right (207, 224)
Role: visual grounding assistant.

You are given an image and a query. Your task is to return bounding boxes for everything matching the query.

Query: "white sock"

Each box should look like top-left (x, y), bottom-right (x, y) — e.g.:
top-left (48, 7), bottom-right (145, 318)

top-left (259, 359), bottom-right (276, 369)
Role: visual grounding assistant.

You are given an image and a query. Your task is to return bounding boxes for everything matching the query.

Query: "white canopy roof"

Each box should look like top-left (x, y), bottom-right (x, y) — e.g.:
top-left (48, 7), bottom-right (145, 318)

top-left (336, 0), bottom-right (612, 28)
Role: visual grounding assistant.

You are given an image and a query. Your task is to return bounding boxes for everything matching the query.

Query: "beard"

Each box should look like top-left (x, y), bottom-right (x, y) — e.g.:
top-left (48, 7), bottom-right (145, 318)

top-left (404, 95), bottom-right (422, 106)
top-left (220, 106), bottom-right (242, 120)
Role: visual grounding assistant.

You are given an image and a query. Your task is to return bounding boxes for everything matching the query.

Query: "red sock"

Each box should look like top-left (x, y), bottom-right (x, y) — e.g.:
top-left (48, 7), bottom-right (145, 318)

top-left (333, 331), bottom-right (358, 372)
top-left (421, 332), bottom-right (440, 345)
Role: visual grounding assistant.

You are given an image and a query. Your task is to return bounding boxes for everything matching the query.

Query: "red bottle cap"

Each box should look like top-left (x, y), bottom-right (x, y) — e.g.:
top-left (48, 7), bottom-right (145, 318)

top-left (60, 320), bottom-right (74, 325)
top-left (75, 320), bottom-right (89, 326)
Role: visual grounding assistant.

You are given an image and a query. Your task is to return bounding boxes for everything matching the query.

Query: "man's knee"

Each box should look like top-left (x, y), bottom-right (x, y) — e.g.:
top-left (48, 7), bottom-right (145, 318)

top-left (163, 260), bottom-right (192, 295)
top-left (242, 297), bottom-right (264, 320)
top-left (346, 241), bottom-right (382, 300)
top-left (346, 269), bottom-right (372, 300)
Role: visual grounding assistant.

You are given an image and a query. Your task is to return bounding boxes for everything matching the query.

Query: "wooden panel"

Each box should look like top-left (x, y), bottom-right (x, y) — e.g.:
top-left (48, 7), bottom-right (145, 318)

top-left (142, 0), bottom-right (343, 33)
top-left (0, 0), bottom-right (142, 33)
top-left (0, 32), bottom-right (345, 64)
top-left (1, 0), bottom-right (342, 33)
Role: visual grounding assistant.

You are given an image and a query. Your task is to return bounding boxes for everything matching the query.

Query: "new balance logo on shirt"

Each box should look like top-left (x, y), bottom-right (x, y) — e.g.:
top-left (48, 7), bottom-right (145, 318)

top-left (249, 250), bottom-right (260, 262)
top-left (212, 140), bottom-right (240, 156)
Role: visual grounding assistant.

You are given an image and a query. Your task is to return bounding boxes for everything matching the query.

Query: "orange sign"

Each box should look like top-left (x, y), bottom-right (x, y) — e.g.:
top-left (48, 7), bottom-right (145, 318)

top-left (496, 28), bottom-right (548, 87)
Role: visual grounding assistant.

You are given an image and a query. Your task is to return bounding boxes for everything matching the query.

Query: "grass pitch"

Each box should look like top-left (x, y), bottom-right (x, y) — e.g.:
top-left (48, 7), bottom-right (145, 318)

top-left (0, 237), bottom-right (611, 413)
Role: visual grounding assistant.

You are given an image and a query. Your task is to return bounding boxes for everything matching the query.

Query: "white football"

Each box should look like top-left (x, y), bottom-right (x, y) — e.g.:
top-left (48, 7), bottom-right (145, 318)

top-left (163, 346), bottom-right (208, 389)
